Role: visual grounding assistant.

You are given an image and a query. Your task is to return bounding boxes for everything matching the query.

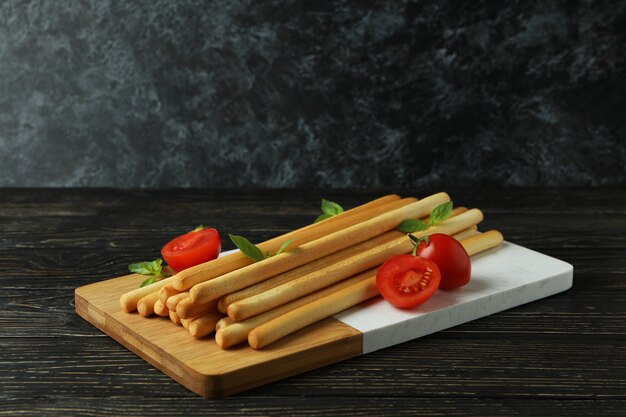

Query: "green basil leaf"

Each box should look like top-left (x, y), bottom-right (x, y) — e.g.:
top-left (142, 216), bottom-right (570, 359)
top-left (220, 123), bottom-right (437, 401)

top-left (274, 239), bottom-right (292, 256)
top-left (229, 234), bottom-right (266, 262)
top-left (140, 276), bottom-right (158, 287)
top-left (314, 213), bottom-right (333, 223)
top-left (397, 219), bottom-right (428, 233)
top-left (428, 201), bottom-right (453, 226)
top-left (129, 259), bottom-right (165, 288)
top-left (321, 199), bottom-right (344, 216)
top-left (129, 258), bottom-right (163, 276)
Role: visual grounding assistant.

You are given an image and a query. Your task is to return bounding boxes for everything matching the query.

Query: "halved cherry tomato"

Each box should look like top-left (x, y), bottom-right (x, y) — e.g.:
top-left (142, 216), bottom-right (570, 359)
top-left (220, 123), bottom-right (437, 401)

top-left (161, 227), bottom-right (221, 272)
top-left (376, 254), bottom-right (441, 308)
top-left (416, 233), bottom-right (471, 290)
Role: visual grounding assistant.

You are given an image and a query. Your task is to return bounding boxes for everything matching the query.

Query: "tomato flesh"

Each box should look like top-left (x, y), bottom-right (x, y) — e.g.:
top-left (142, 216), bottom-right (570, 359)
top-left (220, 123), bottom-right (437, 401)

top-left (376, 254), bottom-right (441, 308)
top-left (161, 228), bottom-right (221, 272)
top-left (416, 233), bottom-right (471, 290)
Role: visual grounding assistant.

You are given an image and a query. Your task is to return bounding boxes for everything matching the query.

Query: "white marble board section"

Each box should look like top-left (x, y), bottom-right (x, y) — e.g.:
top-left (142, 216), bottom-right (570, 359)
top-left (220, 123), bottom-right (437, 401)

top-left (333, 241), bottom-right (573, 354)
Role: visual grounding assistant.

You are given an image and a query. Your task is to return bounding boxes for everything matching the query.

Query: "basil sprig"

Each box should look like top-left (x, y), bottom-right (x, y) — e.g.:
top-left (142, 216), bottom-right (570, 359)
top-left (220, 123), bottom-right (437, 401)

top-left (229, 234), bottom-right (292, 262)
top-left (397, 201), bottom-right (453, 233)
top-left (128, 258), bottom-right (168, 287)
top-left (314, 199), bottom-right (344, 223)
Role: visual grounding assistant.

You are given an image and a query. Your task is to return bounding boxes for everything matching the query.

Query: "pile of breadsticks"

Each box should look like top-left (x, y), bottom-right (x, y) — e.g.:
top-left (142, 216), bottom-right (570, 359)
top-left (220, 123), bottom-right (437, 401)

top-left (119, 193), bottom-right (503, 349)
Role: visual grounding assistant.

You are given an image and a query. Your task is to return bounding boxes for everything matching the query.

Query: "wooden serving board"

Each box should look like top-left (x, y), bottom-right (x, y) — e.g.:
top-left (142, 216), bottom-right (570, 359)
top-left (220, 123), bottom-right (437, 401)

top-left (75, 242), bottom-right (573, 397)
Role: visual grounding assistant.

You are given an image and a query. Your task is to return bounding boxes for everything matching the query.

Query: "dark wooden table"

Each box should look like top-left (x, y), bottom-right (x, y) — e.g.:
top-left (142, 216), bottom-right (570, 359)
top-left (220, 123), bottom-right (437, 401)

top-left (1, 188), bottom-right (624, 416)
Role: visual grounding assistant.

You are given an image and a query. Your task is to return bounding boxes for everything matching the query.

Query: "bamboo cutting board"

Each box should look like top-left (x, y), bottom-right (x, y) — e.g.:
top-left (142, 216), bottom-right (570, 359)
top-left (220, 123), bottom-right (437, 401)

top-left (75, 242), bottom-right (573, 397)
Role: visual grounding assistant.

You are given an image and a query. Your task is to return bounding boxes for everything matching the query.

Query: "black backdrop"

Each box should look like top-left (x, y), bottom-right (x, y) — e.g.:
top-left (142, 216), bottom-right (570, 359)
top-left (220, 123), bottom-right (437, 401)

top-left (1, 0), bottom-right (624, 188)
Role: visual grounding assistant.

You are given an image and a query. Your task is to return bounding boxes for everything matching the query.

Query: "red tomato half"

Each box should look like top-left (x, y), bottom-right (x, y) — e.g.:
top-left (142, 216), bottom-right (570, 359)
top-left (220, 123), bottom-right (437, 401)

top-left (161, 227), bottom-right (221, 272)
top-left (416, 233), bottom-right (471, 290)
top-left (376, 254), bottom-right (441, 309)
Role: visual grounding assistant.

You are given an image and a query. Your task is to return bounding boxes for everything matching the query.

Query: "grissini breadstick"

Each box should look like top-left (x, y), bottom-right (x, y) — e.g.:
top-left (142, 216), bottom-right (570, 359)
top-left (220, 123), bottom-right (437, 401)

top-left (137, 291), bottom-right (160, 317)
top-left (165, 292), bottom-right (188, 311)
top-left (217, 207), bottom-right (472, 314)
top-left (120, 278), bottom-right (174, 313)
top-left (228, 208), bottom-right (483, 321)
top-left (460, 230), bottom-right (503, 256)
top-left (119, 195), bottom-right (401, 311)
top-left (451, 206), bottom-right (468, 216)
top-left (423, 208), bottom-right (483, 236)
top-left (153, 299), bottom-right (169, 317)
top-left (249, 275), bottom-right (379, 349)
top-left (220, 226), bottom-right (480, 327)
top-left (169, 310), bottom-right (181, 325)
top-left (247, 230), bottom-right (504, 349)
top-left (176, 296), bottom-right (218, 319)
top-left (215, 317), bottom-right (233, 331)
top-left (172, 195), bottom-right (407, 291)
top-left (227, 238), bottom-right (409, 321)
top-left (216, 268), bottom-right (377, 349)
top-left (425, 206), bottom-right (467, 221)
top-left (191, 193), bottom-right (451, 305)
top-left (451, 225), bottom-right (478, 242)
top-left (316, 194), bottom-right (401, 220)
top-left (220, 227), bottom-right (480, 347)
top-left (217, 229), bottom-right (404, 313)
top-left (159, 284), bottom-right (181, 304)
top-left (188, 311), bottom-right (224, 338)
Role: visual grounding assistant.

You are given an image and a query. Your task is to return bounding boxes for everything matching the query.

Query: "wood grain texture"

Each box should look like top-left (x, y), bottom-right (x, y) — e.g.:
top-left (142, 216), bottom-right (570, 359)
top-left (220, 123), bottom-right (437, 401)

top-left (74, 272), bottom-right (361, 397)
top-left (1, 188), bottom-right (625, 416)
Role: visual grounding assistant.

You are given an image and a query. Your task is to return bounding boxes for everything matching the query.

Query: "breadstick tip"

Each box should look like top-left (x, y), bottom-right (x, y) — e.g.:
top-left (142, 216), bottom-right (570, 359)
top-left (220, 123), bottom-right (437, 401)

top-left (188, 322), bottom-right (202, 338)
top-left (119, 294), bottom-right (134, 313)
top-left (169, 310), bottom-right (181, 325)
top-left (217, 298), bottom-right (229, 314)
top-left (215, 317), bottom-right (232, 331)
top-left (137, 300), bottom-right (150, 317)
top-left (188, 286), bottom-right (200, 303)
top-left (486, 229), bottom-right (504, 241)
top-left (247, 331), bottom-right (261, 349)
top-left (461, 229), bottom-right (504, 257)
top-left (215, 329), bottom-right (225, 348)
top-left (226, 303), bottom-right (243, 321)
top-left (172, 277), bottom-right (184, 291)
top-left (430, 191), bottom-right (451, 202)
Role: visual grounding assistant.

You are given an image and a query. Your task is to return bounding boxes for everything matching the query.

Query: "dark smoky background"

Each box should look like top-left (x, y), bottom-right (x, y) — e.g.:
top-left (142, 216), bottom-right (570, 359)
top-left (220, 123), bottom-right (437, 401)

top-left (1, 1), bottom-right (624, 188)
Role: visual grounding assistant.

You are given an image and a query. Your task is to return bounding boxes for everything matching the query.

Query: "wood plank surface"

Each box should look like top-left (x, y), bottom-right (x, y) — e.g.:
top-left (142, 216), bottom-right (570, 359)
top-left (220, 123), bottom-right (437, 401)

top-left (1, 188), bottom-right (625, 416)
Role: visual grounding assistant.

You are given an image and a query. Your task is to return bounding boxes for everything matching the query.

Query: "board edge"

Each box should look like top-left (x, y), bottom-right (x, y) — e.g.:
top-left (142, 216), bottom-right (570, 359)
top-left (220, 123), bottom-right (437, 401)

top-left (74, 286), bottom-right (363, 397)
top-left (74, 288), bottom-right (211, 397)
